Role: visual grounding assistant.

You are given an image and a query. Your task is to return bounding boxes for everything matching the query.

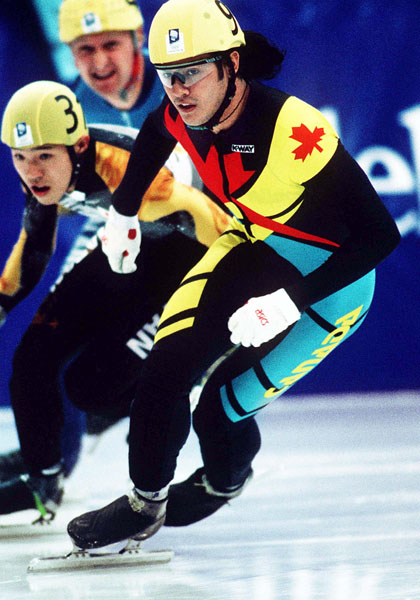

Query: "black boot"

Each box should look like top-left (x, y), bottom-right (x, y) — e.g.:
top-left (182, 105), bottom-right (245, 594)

top-left (0, 449), bottom-right (27, 482)
top-left (165, 467), bottom-right (253, 527)
top-left (0, 468), bottom-right (64, 519)
top-left (67, 489), bottom-right (167, 550)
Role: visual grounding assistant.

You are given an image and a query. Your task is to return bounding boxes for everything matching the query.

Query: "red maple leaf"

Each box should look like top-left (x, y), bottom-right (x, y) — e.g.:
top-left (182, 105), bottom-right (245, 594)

top-left (289, 123), bottom-right (325, 161)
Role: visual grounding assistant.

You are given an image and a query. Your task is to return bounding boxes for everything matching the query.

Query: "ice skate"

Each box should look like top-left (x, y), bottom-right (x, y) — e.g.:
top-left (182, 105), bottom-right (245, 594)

top-left (28, 489), bottom-right (173, 572)
top-left (67, 488), bottom-right (167, 549)
top-left (0, 449), bottom-right (27, 482)
top-left (165, 467), bottom-right (253, 526)
top-left (0, 468), bottom-right (64, 536)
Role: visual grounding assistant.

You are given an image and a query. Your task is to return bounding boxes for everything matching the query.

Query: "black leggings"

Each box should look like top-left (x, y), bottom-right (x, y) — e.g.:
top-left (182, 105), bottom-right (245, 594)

top-left (128, 240), bottom-right (300, 490)
top-left (10, 232), bottom-right (206, 473)
top-left (193, 379), bottom-right (261, 491)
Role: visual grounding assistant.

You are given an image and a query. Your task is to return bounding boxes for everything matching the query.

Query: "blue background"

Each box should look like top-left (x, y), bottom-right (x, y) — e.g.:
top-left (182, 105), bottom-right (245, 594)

top-left (0, 0), bottom-right (418, 406)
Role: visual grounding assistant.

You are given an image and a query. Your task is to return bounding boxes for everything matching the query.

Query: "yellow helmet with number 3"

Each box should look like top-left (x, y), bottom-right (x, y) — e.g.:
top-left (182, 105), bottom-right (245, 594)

top-left (59, 0), bottom-right (144, 44)
top-left (1, 81), bottom-right (88, 149)
top-left (149, 0), bottom-right (245, 67)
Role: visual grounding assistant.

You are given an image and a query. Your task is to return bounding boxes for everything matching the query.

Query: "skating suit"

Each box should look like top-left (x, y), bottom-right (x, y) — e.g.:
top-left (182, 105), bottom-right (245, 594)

top-left (0, 125), bottom-right (230, 474)
top-left (112, 82), bottom-right (400, 424)
top-left (0, 125), bottom-right (230, 313)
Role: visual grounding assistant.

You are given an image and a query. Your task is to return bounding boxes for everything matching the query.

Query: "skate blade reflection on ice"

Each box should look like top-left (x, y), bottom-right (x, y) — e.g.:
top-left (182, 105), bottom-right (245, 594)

top-left (27, 538), bottom-right (174, 572)
top-left (0, 512), bottom-right (65, 538)
top-left (0, 495), bottom-right (89, 538)
top-left (0, 520), bottom-right (63, 538)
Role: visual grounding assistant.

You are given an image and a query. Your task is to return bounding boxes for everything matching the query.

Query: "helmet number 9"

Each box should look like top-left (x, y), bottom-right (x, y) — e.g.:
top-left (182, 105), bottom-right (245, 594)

top-left (54, 94), bottom-right (79, 135)
top-left (215, 1), bottom-right (239, 35)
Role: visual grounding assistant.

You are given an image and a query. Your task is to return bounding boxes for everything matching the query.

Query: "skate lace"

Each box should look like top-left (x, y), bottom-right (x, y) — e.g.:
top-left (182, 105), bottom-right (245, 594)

top-left (195, 474), bottom-right (235, 498)
top-left (195, 471), bottom-right (253, 499)
top-left (193, 475), bottom-right (214, 495)
top-left (128, 489), bottom-right (146, 513)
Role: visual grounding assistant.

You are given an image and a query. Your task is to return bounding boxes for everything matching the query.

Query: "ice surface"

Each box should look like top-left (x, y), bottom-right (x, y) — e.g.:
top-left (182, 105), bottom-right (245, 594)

top-left (0, 391), bottom-right (419, 600)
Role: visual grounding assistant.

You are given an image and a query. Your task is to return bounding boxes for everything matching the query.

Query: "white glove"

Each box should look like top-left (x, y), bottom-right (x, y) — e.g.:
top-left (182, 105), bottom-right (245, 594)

top-left (100, 205), bottom-right (141, 273)
top-left (0, 306), bottom-right (6, 327)
top-left (228, 288), bottom-right (300, 348)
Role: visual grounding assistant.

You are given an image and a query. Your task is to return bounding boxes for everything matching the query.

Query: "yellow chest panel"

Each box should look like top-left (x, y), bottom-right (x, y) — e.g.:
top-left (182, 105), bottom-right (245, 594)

top-left (232, 96), bottom-right (339, 240)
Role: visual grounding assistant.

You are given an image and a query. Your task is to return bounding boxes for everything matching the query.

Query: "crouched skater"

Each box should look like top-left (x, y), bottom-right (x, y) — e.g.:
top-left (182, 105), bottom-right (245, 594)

top-left (0, 79), bottom-right (230, 520)
top-left (66, 0), bottom-right (400, 555)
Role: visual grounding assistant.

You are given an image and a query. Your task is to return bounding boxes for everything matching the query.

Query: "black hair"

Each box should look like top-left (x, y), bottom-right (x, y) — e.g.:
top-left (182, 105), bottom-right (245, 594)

top-left (237, 31), bottom-right (286, 81)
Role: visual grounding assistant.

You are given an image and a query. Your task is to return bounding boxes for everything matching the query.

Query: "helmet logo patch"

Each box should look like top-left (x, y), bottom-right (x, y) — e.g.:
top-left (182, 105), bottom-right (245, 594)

top-left (13, 122), bottom-right (33, 148)
top-left (166, 29), bottom-right (185, 55)
top-left (81, 12), bottom-right (102, 35)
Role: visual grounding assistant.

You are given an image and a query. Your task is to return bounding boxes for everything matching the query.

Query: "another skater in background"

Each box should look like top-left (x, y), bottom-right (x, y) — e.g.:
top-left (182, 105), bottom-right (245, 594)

top-left (52, 0), bottom-right (170, 470)
top-left (0, 0), bottom-right (172, 488)
top-left (59, 0), bottom-right (164, 128)
top-left (0, 0), bottom-right (196, 483)
top-left (0, 80), bottom-right (229, 519)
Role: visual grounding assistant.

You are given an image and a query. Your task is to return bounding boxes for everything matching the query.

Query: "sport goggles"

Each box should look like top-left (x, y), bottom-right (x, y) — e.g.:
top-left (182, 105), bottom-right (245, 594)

top-left (156, 57), bottom-right (221, 89)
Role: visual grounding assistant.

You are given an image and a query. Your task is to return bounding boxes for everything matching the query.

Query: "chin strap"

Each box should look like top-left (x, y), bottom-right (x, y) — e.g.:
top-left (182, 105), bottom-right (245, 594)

top-left (119, 31), bottom-right (141, 102)
top-left (187, 55), bottom-right (240, 131)
top-left (66, 146), bottom-right (83, 190)
top-left (119, 51), bottom-right (141, 102)
top-left (213, 80), bottom-right (248, 127)
top-left (188, 76), bottom-right (237, 131)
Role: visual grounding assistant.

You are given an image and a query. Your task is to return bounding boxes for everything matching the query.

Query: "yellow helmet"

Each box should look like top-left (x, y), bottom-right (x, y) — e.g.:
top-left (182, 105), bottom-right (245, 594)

top-left (149, 0), bottom-right (245, 67)
top-left (1, 81), bottom-right (88, 149)
top-left (59, 0), bottom-right (144, 44)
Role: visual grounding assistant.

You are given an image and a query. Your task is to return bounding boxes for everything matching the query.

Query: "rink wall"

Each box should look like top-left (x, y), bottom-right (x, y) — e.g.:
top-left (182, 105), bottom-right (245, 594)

top-left (0, 0), bottom-right (418, 406)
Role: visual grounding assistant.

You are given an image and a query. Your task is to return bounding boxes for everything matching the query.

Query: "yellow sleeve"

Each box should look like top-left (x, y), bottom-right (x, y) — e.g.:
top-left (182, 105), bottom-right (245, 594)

top-left (0, 228), bottom-right (28, 296)
top-left (95, 142), bottom-right (131, 193)
top-left (138, 167), bottom-right (232, 247)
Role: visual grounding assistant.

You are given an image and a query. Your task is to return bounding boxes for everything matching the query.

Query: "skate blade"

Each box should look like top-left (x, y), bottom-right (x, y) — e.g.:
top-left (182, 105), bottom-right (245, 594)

top-left (27, 541), bottom-right (174, 573)
top-left (0, 515), bottom-right (62, 538)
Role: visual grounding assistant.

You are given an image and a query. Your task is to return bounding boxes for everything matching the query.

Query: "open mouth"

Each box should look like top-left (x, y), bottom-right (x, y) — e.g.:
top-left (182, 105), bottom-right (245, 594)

top-left (32, 185), bottom-right (50, 196)
top-left (177, 103), bottom-right (196, 113)
top-left (92, 70), bottom-right (116, 81)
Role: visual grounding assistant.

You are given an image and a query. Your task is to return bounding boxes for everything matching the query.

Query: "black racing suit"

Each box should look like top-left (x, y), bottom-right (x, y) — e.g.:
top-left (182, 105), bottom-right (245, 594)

top-left (0, 125), bottom-right (229, 474)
